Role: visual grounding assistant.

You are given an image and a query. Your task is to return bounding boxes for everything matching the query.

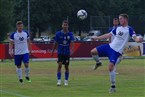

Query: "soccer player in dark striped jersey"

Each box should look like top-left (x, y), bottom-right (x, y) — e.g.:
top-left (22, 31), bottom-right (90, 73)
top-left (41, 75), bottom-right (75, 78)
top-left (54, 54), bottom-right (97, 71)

top-left (51, 20), bottom-right (74, 86)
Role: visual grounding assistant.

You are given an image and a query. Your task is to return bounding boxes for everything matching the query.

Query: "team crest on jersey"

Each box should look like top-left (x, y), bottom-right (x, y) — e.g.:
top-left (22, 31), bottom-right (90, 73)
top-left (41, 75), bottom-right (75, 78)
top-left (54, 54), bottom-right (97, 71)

top-left (118, 31), bottom-right (123, 36)
top-left (64, 36), bottom-right (67, 40)
top-left (19, 37), bottom-right (24, 41)
top-left (63, 40), bottom-right (67, 44)
top-left (67, 36), bottom-right (70, 39)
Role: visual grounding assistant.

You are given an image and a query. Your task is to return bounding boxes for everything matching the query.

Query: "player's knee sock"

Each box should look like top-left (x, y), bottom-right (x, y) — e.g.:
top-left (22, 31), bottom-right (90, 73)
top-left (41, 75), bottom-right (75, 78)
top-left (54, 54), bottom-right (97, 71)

top-left (65, 72), bottom-right (69, 80)
top-left (109, 70), bottom-right (116, 87)
top-left (57, 72), bottom-right (61, 80)
top-left (25, 67), bottom-right (30, 77)
top-left (92, 55), bottom-right (100, 62)
top-left (16, 68), bottom-right (22, 79)
top-left (113, 65), bottom-right (116, 72)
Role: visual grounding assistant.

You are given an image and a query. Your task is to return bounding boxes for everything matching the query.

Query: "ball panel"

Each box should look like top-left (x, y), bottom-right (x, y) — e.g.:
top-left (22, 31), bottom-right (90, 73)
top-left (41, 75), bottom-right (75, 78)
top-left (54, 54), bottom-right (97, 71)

top-left (77, 9), bottom-right (87, 20)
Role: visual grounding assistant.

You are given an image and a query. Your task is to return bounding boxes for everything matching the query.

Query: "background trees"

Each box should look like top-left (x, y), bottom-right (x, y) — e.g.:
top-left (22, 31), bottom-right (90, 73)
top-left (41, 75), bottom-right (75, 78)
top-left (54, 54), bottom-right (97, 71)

top-left (0, 0), bottom-right (144, 41)
top-left (0, 0), bottom-right (13, 41)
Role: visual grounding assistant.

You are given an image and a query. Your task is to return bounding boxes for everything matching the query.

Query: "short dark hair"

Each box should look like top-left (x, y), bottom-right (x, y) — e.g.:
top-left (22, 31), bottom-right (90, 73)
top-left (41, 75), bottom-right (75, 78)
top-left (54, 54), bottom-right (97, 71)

top-left (113, 18), bottom-right (118, 21)
top-left (62, 20), bottom-right (68, 24)
top-left (16, 21), bottom-right (23, 25)
top-left (119, 13), bottom-right (129, 20)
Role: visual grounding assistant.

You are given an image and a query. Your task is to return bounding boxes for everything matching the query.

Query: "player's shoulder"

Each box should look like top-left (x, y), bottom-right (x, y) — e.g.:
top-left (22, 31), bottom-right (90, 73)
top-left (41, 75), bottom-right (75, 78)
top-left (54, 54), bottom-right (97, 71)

top-left (23, 30), bottom-right (28, 32)
top-left (111, 26), bottom-right (120, 32)
top-left (68, 31), bottom-right (73, 35)
top-left (56, 31), bottom-right (61, 35)
top-left (127, 26), bottom-right (134, 30)
top-left (10, 32), bottom-right (17, 36)
top-left (9, 32), bottom-right (17, 39)
top-left (22, 30), bottom-right (29, 34)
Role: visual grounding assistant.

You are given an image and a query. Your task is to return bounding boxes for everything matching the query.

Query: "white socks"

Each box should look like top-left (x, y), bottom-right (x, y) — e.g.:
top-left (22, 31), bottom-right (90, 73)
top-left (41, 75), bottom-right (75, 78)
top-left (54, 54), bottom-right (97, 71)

top-left (109, 69), bottom-right (116, 86)
top-left (16, 68), bottom-right (22, 79)
top-left (92, 55), bottom-right (100, 62)
top-left (25, 67), bottom-right (30, 77)
top-left (16, 67), bottom-right (30, 79)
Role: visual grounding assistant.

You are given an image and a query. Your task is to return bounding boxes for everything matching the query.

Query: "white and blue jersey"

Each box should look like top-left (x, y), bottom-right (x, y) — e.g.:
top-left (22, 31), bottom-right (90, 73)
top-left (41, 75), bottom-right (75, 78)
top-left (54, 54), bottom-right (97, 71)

top-left (108, 26), bottom-right (118, 42)
top-left (10, 30), bottom-right (30, 65)
top-left (109, 26), bottom-right (136, 54)
top-left (55, 31), bottom-right (74, 55)
top-left (108, 26), bottom-right (116, 32)
top-left (97, 26), bottom-right (136, 64)
top-left (10, 30), bottom-right (30, 55)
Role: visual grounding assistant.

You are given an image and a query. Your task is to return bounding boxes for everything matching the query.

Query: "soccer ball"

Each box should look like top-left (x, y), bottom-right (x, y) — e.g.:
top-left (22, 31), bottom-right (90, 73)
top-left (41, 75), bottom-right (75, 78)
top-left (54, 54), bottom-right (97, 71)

top-left (77, 9), bottom-right (87, 20)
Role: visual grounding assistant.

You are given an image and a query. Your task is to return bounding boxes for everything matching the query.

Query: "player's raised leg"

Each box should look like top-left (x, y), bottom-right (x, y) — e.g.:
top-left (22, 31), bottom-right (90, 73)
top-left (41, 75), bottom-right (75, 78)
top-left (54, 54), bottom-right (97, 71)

top-left (91, 47), bottom-right (102, 70)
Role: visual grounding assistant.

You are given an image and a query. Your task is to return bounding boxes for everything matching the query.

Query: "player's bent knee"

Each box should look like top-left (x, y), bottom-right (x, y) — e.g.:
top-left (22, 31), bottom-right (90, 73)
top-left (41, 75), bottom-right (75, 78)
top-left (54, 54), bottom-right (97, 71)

top-left (24, 63), bottom-right (29, 68)
top-left (91, 48), bottom-right (98, 55)
top-left (109, 63), bottom-right (115, 72)
top-left (109, 67), bottom-right (114, 72)
top-left (17, 65), bottom-right (21, 68)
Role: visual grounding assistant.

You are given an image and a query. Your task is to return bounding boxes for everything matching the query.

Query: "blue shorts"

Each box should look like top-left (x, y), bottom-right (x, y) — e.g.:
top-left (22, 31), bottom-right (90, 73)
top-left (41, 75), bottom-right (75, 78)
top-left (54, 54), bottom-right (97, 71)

top-left (14, 53), bottom-right (29, 66)
top-left (96, 44), bottom-right (121, 65)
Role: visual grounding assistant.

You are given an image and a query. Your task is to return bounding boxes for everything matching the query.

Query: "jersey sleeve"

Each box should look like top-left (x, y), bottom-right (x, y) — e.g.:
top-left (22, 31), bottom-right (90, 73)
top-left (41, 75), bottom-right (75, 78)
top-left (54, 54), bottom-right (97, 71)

top-left (24, 30), bottom-right (30, 39)
top-left (70, 32), bottom-right (75, 41)
top-left (108, 27), bottom-right (113, 33)
top-left (10, 32), bottom-right (15, 41)
top-left (27, 32), bottom-right (30, 39)
top-left (110, 28), bottom-right (117, 35)
top-left (129, 27), bottom-right (136, 39)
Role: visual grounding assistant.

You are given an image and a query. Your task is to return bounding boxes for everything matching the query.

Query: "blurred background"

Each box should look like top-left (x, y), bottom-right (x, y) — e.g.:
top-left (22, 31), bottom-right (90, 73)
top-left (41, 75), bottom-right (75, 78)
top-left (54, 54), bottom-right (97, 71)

top-left (0, 0), bottom-right (145, 42)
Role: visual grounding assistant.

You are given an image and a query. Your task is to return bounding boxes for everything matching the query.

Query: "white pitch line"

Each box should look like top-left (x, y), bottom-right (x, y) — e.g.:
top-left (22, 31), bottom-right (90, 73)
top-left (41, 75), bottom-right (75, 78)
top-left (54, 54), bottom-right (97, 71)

top-left (0, 89), bottom-right (30, 97)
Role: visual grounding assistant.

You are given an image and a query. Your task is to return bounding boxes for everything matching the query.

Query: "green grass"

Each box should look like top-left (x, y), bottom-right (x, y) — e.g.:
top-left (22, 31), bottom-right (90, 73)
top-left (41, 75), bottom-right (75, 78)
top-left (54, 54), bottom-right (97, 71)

top-left (0, 59), bottom-right (145, 97)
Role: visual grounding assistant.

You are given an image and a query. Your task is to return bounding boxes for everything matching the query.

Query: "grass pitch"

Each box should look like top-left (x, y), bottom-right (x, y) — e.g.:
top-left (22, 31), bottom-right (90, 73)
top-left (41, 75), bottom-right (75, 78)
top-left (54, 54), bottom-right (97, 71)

top-left (0, 58), bottom-right (145, 97)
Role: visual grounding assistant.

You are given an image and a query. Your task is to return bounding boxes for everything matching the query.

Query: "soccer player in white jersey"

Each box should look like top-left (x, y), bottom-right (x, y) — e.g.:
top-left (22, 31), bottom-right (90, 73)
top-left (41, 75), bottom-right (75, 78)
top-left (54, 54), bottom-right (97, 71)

top-left (108, 18), bottom-right (122, 74)
top-left (91, 14), bottom-right (143, 93)
top-left (9, 21), bottom-right (31, 83)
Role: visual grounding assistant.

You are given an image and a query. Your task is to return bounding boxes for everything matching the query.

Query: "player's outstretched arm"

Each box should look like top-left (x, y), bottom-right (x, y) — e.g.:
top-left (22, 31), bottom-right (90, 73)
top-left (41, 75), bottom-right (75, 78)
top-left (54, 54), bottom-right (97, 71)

top-left (91, 33), bottom-right (112, 41)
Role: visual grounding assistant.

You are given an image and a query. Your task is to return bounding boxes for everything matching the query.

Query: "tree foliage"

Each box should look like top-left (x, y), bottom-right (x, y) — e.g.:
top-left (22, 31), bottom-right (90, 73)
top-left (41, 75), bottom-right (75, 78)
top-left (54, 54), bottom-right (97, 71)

top-left (0, 0), bottom-right (145, 41)
top-left (0, 0), bottom-right (13, 41)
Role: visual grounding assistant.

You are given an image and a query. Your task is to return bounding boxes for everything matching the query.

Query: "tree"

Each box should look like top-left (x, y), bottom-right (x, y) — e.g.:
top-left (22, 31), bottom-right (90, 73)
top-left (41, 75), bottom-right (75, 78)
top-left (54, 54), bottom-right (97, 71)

top-left (11, 0), bottom-right (145, 38)
top-left (0, 0), bottom-right (13, 41)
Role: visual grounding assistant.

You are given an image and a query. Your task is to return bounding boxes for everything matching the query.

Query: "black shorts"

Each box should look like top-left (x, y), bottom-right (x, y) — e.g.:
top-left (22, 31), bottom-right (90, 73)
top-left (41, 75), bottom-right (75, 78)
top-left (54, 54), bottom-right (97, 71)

top-left (57, 55), bottom-right (70, 65)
